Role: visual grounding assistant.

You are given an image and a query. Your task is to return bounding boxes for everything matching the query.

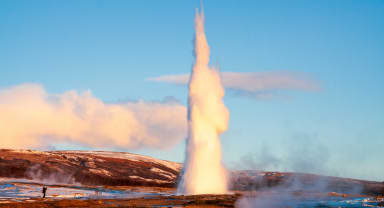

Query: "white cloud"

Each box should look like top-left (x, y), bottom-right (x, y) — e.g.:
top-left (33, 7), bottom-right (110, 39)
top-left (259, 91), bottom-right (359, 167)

top-left (0, 84), bottom-right (187, 150)
top-left (149, 71), bottom-right (320, 98)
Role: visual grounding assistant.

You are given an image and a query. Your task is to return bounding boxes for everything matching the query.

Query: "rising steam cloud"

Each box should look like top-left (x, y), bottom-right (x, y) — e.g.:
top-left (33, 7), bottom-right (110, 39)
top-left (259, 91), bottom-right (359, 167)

top-left (177, 9), bottom-right (228, 194)
top-left (0, 84), bottom-right (187, 150)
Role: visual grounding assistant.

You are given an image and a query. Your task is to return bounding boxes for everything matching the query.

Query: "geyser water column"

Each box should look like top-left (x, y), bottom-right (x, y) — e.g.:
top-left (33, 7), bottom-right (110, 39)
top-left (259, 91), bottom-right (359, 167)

top-left (178, 9), bottom-right (229, 195)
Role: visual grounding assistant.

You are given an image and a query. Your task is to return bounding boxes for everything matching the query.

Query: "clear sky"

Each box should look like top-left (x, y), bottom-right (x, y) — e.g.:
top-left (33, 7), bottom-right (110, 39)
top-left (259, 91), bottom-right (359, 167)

top-left (1, 0), bottom-right (383, 181)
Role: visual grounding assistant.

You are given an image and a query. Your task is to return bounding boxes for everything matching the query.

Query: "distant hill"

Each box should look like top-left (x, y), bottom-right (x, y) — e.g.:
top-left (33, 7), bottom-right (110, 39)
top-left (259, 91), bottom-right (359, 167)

top-left (0, 149), bottom-right (383, 196)
top-left (230, 170), bottom-right (384, 196)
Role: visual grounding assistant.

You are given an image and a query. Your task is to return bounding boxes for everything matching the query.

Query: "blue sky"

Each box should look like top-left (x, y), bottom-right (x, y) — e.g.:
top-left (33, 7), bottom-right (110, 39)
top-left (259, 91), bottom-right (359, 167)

top-left (1, 1), bottom-right (383, 181)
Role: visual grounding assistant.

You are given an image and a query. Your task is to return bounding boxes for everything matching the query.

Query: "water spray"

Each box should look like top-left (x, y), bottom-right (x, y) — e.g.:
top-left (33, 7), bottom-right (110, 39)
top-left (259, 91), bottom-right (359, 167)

top-left (178, 8), bottom-right (229, 195)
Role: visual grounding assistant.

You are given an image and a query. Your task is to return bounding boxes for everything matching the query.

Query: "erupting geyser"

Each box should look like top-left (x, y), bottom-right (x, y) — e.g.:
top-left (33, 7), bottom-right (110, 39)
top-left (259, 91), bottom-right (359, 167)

top-left (178, 9), bottom-right (229, 195)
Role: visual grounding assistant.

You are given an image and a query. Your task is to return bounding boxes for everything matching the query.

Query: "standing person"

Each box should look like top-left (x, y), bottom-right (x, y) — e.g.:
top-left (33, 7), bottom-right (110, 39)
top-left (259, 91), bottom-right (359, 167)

top-left (42, 186), bottom-right (47, 198)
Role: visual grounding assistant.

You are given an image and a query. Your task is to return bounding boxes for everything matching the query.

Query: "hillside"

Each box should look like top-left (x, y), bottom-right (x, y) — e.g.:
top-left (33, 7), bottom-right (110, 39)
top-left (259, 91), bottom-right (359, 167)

top-left (231, 170), bottom-right (384, 196)
top-left (0, 149), bottom-right (181, 187)
top-left (0, 149), bottom-right (383, 196)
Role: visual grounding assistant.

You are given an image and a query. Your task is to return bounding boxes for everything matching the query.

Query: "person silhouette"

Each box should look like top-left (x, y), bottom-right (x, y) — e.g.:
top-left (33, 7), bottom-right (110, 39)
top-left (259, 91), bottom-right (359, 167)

top-left (42, 186), bottom-right (47, 198)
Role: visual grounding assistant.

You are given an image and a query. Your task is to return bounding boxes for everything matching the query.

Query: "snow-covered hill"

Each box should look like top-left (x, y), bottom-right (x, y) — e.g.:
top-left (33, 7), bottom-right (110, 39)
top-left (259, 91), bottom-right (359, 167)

top-left (0, 149), bottom-right (181, 187)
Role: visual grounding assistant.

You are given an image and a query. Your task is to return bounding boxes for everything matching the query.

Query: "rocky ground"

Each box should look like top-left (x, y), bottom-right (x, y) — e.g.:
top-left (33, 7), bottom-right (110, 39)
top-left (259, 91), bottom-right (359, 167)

top-left (1, 191), bottom-right (383, 208)
top-left (0, 194), bottom-right (238, 208)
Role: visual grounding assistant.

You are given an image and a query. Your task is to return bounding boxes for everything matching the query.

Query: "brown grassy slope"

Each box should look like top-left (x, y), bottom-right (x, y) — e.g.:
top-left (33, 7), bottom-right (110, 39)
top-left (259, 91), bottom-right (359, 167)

top-left (0, 149), bottom-right (181, 187)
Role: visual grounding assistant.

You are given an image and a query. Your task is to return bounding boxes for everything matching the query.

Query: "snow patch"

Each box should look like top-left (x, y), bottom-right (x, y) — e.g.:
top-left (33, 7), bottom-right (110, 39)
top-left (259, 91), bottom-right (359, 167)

top-left (150, 167), bottom-right (176, 179)
top-left (54, 151), bottom-right (182, 172)
top-left (128, 176), bottom-right (170, 184)
top-left (89, 169), bottom-right (112, 177)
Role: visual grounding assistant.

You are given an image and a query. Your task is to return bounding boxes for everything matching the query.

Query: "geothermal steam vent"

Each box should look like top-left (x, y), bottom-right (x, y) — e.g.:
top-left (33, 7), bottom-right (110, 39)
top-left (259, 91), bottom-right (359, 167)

top-left (178, 9), bottom-right (229, 195)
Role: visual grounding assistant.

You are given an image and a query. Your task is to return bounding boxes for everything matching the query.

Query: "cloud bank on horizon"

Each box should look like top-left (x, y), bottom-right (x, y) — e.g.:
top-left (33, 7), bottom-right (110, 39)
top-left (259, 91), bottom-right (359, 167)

top-left (0, 84), bottom-right (187, 150)
top-left (149, 71), bottom-right (320, 99)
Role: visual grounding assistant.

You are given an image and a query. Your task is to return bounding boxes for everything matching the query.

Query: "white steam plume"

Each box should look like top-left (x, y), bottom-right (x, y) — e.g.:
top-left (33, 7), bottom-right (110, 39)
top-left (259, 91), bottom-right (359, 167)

top-left (177, 9), bottom-right (229, 194)
top-left (0, 83), bottom-right (187, 150)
